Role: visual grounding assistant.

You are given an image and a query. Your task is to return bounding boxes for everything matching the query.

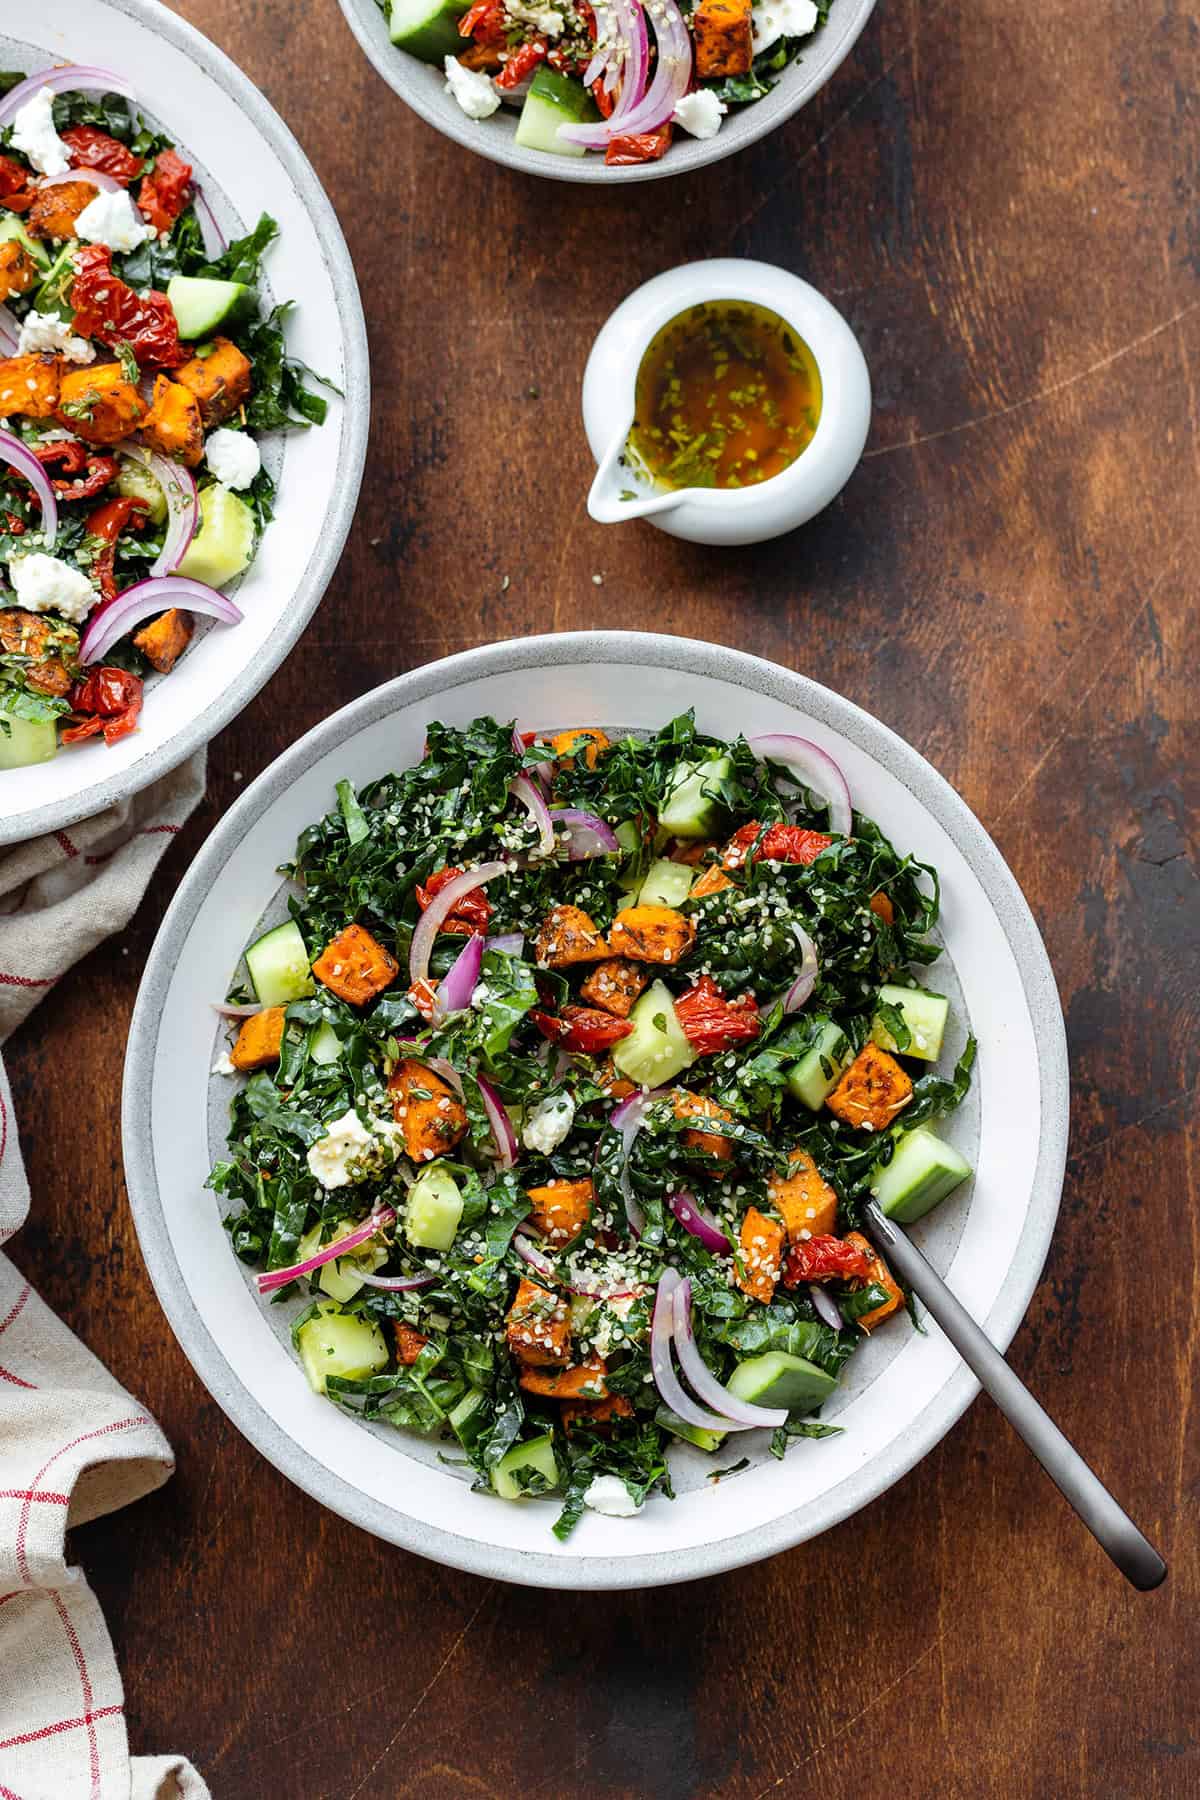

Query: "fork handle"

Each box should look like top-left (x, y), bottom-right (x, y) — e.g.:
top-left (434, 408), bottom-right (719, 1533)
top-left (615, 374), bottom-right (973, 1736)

top-left (864, 1202), bottom-right (1167, 1592)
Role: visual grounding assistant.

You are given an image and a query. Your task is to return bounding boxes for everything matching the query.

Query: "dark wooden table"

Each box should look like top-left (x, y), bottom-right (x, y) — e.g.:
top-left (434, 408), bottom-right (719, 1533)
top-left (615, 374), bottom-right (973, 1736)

top-left (7, 0), bottom-right (1197, 1792)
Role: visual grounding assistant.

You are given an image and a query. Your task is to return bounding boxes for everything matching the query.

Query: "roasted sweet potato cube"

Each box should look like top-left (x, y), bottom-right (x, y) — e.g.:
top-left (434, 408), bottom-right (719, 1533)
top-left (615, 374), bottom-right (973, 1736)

top-left (388, 1057), bottom-right (468, 1162)
top-left (562, 1394), bottom-right (635, 1433)
top-left (0, 240), bottom-right (38, 301)
top-left (579, 957), bottom-right (648, 1019)
top-left (456, 41), bottom-right (503, 69)
top-left (845, 1231), bottom-right (904, 1330)
top-left (598, 1059), bottom-right (636, 1102)
top-left (394, 1322), bottom-right (429, 1365)
top-left (536, 902), bottom-right (608, 968)
top-left (132, 607), bottom-right (194, 674)
top-left (768, 1149), bottom-right (839, 1239)
top-left (608, 904), bottom-right (696, 966)
top-left (0, 609), bottom-right (76, 697)
top-left (693, 0), bottom-right (753, 77)
top-left (26, 179), bottom-right (96, 241)
top-left (826, 1043), bottom-right (913, 1131)
top-left (174, 335), bottom-right (253, 426)
top-left (526, 1178), bottom-right (593, 1246)
top-left (736, 1205), bottom-right (786, 1304)
top-left (673, 1091), bottom-right (735, 1163)
top-left (229, 1006), bottom-right (286, 1071)
top-left (313, 923), bottom-right (399, 1006)
top-left (690, 864), bottom-right (735, 899)
top-left (56, 362), bottom-right (146, 444)
top-left (0, 353), bottom-right (61, 418)
top-left (140, 374), bottom-right (203, 466)
top-left (518, 1355), bottom-right (608, 1399)
top-left (549, 727), bottom-right (610, 768)
top-left (506, 1276), bottom-right (571, 1367)
top-left (869, 891), bottom-right (895, 925)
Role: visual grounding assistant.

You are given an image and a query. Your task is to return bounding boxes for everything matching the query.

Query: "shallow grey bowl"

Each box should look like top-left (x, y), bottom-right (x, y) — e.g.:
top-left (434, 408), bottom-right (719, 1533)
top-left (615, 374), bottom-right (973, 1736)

top-left (334, 0), bottom-right (876, 184)
top-left (123, 632), bottom-right (1068, 1588)
top-left (0, 0), bottom-right (369, 845)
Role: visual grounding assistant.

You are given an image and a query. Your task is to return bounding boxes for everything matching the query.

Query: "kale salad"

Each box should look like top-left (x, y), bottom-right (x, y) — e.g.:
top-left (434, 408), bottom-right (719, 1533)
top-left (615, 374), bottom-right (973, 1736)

top-left (210, 714), bottom-right (975, 1537)
top-left (0, 64), bottom-right (329, 766)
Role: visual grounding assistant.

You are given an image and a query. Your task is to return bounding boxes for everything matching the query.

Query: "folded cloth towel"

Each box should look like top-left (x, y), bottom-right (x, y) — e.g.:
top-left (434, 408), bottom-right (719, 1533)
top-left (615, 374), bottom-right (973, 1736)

top-left (0, 756), bottom-right (211, 1800)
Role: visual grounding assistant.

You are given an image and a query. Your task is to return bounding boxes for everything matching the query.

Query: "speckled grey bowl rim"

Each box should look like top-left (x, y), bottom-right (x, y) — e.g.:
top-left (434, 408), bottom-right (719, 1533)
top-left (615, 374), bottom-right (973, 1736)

top-left (2, 0), bottom-right (370, 846)
top-left (334, 0), bottom-right (876, 185)
top-left (122, 630), bottom-right (1069, 1589)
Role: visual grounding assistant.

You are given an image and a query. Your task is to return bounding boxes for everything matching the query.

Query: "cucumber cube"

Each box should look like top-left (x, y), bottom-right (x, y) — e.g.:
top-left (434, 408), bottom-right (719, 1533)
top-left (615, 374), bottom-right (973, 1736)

top-left (166, 275), bottom-right (254, 339)
top-left (0, 711), bottom-right (58, 770)
top-left (636, 857), bottom-right (694, 908)
top-left (514, 69), bottom-right (597, 158)
top-left (389, 0), bottom-right (470, 61)
top-left (295, 1302), bottom-right (389, 1395)
top-left (785, 1017), bottom-right (853, 1110)
top-left (658, 754), bottom-right (733, 839)
top-left (491, 1432), bottom-right (559, 1499)
top-left (308, 1021), bottom-right (342, 1065)
top-left (655, 1404), bottom-right (725, 1453)
top-left (871, 984), bottom-right (950, 1063)
top-left (244, 919), bottom-right (314, 1006)
top-left (611, 979), bottom-right (696, 1088)
top-left (726, 1351), bottom-right (837, 1414)
top-left (177, 484), bottom-right (256, 589)
top-left (405, 1164), bottom-right (464, 1251)
top-left (870, 1126), bottom-right (972, 1223)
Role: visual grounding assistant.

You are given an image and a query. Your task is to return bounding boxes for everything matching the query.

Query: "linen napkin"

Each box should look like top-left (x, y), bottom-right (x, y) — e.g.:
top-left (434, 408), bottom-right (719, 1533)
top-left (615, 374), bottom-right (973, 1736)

top-left (0, 756), bottom-right (211, 1800)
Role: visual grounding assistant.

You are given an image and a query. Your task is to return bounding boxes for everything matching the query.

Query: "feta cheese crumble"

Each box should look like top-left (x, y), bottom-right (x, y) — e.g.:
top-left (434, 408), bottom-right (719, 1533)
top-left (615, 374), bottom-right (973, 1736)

top-left (7, 553), bottom-right (95, 624)
top-left (443, 56), bottom-right (502, 119)
top-left (10, 88), bottom-right (70, 177)
top-left (306, 1110), bottom-right (403, 1190)
top-left (74, 188), bottom-right (156, 254)
top-left (504, 0), bottom-right (565, 36)
top-left (211, 1051), bottom-right (237, 1076)
top-left (17, 311), bottom-right (95, 364)
top-left (205, 428), bottom-right (262, 491)
top-left (752, 0), bottom-right (819, 58)
top-left (584, 1475), bottom-right (641, 1518)
top-left (672, 90), bottom-right (727, 139)
top-left (522, 1092), bottom-right (575, 1154)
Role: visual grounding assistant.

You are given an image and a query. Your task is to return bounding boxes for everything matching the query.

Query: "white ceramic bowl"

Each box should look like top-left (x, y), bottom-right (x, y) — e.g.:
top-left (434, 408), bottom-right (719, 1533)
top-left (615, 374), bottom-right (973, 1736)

top-left (583, 260), bottom-right (871, 545)
top-left (0, 0), bottom-right (369, 846)
top-left (123, 633), bottom-right (1068, 1589)
top-left (334, 0), bottom-right (877, 184)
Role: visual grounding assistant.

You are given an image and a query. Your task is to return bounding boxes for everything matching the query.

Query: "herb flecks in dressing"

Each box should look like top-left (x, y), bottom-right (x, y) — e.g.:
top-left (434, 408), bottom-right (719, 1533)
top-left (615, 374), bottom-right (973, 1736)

top-left (629, 300), bottom-right (822, 491)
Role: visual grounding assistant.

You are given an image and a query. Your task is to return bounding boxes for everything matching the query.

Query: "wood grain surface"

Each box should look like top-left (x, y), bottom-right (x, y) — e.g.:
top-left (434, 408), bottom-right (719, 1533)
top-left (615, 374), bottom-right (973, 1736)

top-left (5, 0), bottom-right (1198, 1792)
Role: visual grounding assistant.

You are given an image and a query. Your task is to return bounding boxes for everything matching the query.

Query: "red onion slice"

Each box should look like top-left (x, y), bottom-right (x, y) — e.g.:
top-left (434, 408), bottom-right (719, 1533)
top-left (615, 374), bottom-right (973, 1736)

top-left (0, 305), bottom-right (17, 355)
top-left (40, 166), bottom-right (121, 194)
top-left (192, 186), bottom-right (227, 256)
top-left (422, 1055), bottom-right (464, 1097)
top-left (607, 1087), bottom-right (668, 1237)
top-left (255, 1207), bottom-right (396, 1295)
top-left (212, 1002), bottom-right (263, 1019)
top-left (667, 1189), bottom-right (731, 1254)
top-left (484, 932), bottom-right (525, 957)
top-left (809, 1282), bottom-right (844, 1331)
top-left (672, 1278), bottom-right (788, 1429)
top-left (510, 773), bottom-right (554, 858)
top-left (354, 1267), bottom-right (437, 1292)
top-left (432, 930), bottom-right (483, 1024)
top-left (560, 0), bottom-right (686, 146)
top-left (549, 808), bottom-right (619, 859)
top-left (749, 733), bottom-right (853, 838)
top-left (120, 449), bottom-right (198, 577)
top-left (408, 861), bottom-right (508, 985)
top-left (783, 926), bottom-right (819, 1012)
top-left (79, 574), bottom-right (241, 664)
top-left (0, 65), bottom-right (137, 128)
top-left (477, 1073), bottom-right (518, 1169)
top-left (511, 723), bottom-right (553, 795)
top-left (650, 1272), bottom-right (739, 1434)
top-left (0, 427), bottom-right (58, 540)
top-left (513, 1232), bottom-right (557, 1280)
